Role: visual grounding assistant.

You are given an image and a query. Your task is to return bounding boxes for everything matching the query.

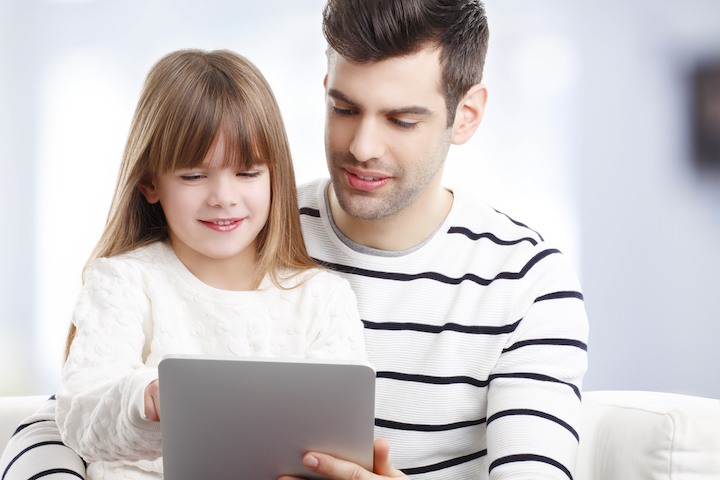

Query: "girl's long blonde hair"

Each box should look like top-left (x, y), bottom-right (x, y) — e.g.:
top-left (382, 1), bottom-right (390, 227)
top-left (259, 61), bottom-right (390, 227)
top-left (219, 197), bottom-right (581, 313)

top-left (65, 49), bottom-right (317, 359)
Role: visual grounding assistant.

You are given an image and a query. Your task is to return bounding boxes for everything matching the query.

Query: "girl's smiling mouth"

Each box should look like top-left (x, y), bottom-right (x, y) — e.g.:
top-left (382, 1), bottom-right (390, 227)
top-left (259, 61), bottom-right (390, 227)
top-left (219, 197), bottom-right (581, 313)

top-left (200, 218), bottom-right (243, 231)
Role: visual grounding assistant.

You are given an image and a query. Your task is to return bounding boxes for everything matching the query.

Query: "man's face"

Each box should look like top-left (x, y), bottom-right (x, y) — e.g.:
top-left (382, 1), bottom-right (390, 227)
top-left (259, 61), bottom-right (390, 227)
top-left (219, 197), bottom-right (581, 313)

top-left (324, 48), bottom-right (454, 221)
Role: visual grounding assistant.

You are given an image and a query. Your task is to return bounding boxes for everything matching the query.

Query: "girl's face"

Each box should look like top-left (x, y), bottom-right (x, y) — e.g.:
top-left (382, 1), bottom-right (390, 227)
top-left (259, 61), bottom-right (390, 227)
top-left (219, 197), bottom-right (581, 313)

top-left (139, 133), bottom-right (271, 282)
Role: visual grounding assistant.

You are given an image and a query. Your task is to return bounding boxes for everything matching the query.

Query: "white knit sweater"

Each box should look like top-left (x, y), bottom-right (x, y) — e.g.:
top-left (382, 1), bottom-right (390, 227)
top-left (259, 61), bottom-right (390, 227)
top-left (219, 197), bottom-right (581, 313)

top-left (55, 240), bottom-right (367, 479)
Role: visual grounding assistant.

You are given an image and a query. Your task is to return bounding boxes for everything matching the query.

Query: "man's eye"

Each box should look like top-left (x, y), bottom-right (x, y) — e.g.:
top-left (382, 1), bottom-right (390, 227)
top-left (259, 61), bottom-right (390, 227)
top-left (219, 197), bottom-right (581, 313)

top-left (391, 118), bottom-right (418, 129)
top-left (331, 106), bottom-right (356, 116)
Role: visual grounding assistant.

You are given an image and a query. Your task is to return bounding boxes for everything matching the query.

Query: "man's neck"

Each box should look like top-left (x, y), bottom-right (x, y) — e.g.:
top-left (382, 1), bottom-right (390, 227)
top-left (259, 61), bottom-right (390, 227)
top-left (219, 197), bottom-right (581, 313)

top-left (327, 182), bottom-right (453, 252)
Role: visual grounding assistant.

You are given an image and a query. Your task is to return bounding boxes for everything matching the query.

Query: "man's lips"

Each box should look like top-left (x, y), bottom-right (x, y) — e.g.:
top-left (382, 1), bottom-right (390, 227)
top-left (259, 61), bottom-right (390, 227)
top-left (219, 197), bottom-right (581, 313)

top-left (345, 169), bottom-right (391, 191)
top-left (200, 218), bottom-right (243, 232)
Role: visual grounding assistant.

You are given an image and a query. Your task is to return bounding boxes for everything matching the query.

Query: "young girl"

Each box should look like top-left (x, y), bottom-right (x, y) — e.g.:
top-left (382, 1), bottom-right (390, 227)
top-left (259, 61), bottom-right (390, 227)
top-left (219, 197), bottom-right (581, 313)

top-left (54, 49), bottom-right (367, 480)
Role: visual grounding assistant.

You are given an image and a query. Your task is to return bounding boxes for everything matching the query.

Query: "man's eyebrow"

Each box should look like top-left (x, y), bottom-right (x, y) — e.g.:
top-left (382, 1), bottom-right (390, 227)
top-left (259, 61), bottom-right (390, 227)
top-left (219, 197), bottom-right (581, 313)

top-left (328, 88), bottom-right (357, 107)
top-left (328, 88), bottom-right (435, 117)
top-left (382, 105), bottom-right (434, 116)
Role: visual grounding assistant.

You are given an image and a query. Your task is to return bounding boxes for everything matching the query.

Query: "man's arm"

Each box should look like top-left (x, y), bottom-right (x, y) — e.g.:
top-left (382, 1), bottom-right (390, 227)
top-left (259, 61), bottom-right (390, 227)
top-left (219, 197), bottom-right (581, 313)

top-left (0, 396), bottom-right (87, 480)
top-left (486, 249), bottom-right (589, 478)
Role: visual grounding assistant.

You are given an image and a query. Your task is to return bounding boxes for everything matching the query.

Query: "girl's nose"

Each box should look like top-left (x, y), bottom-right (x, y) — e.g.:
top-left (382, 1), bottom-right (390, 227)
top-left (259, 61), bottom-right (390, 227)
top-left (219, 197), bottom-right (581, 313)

top-left (208, 175), bottom-right (238, 207)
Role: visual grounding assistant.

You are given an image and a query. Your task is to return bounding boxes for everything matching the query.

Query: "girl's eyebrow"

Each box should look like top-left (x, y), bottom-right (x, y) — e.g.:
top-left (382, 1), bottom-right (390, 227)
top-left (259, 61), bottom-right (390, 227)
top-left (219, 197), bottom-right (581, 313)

top-left (327, 88), bottom-right (434, 117)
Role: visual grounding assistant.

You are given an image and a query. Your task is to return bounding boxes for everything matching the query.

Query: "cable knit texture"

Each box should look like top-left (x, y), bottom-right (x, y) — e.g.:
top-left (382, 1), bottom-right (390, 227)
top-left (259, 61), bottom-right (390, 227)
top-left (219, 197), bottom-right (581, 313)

top-left (55, 241), bottom-right (367, 480)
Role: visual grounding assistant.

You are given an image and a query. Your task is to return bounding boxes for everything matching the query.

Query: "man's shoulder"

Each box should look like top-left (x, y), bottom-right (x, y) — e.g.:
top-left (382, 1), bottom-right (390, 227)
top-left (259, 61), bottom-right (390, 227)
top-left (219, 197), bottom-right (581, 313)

top-left (297, 178), bottom-right (327, 206)
top-left (449, 191), bottom-right (546, 248)
top-left (448, 192), bottom-right (582, 296)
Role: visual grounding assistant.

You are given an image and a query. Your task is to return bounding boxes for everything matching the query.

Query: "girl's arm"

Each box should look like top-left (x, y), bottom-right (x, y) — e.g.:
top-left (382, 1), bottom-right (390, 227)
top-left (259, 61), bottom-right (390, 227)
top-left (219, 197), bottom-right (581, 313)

top-left (55, 257), bottom-right (162, 463)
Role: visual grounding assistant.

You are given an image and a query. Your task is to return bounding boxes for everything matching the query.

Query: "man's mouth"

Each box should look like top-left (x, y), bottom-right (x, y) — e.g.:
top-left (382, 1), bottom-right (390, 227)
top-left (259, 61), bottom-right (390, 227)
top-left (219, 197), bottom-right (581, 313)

top-left (355, 174), bottom-right (381, 181)
top-left (345, 170), bottom-right (391, 191)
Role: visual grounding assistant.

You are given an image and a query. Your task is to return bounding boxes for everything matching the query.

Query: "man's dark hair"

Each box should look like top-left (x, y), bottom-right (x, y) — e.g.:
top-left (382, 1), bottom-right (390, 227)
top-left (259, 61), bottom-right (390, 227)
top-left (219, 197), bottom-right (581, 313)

top-left (322, 0), bottom-right (489, 126)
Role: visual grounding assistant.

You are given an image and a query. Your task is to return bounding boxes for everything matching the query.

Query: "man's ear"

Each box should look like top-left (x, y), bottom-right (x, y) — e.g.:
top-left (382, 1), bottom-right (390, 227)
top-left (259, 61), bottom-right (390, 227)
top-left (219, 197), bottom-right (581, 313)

top-left (451, 83), bottom-right (488, 145)
top-left (137, 175), bottom-right (160, 204)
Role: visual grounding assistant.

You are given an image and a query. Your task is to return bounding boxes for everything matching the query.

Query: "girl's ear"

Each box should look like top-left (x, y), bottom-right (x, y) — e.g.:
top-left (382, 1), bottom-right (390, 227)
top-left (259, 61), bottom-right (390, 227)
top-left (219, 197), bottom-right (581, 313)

top-left (137, 176), bottom-right (160, 204)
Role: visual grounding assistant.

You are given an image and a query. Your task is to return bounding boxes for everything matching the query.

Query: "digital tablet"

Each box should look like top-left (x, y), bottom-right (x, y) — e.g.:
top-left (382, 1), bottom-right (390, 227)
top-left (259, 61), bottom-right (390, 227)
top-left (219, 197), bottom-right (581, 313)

top-left (158, 354), bottom-right (376, 480)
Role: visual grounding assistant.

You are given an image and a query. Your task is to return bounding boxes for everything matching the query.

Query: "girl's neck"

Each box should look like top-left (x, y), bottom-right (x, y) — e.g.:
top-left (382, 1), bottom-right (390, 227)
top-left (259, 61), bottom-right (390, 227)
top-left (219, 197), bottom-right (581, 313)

top-left (168, 238), bottom-right (259, 291)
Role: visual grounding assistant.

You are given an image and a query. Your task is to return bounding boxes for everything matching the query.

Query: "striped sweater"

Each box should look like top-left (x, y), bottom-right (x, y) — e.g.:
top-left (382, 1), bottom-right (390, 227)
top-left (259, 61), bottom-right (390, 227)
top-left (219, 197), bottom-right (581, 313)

top-left (0, 396), bottom-right (86, 480)
top-left (298, 178), bottom-right (589, 479)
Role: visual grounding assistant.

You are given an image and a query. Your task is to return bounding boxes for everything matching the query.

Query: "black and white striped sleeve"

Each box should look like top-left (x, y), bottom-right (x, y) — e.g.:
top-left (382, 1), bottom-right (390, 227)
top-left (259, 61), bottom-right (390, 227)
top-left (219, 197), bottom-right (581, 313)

top-left (486, 250), bottom-right (588, 479)
top-left (0, 396), bottom-right (87, 480)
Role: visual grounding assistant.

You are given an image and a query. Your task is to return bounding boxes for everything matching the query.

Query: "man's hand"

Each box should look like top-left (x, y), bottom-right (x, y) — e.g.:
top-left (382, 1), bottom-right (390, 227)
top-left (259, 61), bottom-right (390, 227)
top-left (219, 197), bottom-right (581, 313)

top-left (144, 379), bottom-right (161, 422)
top-left (279, 438), bottom-right (408, 480)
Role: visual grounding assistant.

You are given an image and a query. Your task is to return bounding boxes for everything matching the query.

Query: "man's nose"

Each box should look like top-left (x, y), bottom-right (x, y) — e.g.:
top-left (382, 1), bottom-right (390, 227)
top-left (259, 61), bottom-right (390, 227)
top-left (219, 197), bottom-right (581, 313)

top-left (349, 117), bottom-right (386, 162)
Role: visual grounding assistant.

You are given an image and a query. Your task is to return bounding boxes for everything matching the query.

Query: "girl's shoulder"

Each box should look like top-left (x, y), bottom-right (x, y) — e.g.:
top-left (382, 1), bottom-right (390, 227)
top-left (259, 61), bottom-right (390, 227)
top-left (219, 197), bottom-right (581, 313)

top-left (267, 268), bottom-right (357, 314)
top-left (275, 267), bottom-right (352, 293)
top-left (114, 240), bottom-right (171, 261)
top-left (85, 241), bottom-right (172, 279)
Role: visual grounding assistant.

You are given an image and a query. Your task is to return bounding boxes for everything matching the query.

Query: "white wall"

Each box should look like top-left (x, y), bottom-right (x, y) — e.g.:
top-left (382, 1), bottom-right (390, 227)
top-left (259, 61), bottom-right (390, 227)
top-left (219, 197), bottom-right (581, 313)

top-left (575, 0), bottom-right (720, 398)
top-left (1, 0), bottom-right (719, 398)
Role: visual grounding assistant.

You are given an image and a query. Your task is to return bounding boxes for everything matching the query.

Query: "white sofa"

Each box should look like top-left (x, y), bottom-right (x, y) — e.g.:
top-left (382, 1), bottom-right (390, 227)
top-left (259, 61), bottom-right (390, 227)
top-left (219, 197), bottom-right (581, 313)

top-left (576, 390), bottom-right (720, 479)
top-left (2, 391), bottom-right (720, 478)
top-left (0, 394), bottom-right (47, 454)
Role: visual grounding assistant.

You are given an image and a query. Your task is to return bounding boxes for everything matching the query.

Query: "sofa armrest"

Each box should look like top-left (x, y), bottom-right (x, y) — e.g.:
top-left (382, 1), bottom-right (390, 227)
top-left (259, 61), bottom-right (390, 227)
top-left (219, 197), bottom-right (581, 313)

top-left (576, 390), bottom-right (720, 479)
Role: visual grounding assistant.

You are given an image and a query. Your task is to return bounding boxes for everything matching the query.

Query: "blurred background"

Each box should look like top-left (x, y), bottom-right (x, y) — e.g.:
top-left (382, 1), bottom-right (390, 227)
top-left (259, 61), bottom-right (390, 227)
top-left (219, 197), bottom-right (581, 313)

top-left (1, 0), bottom-right (719, 398)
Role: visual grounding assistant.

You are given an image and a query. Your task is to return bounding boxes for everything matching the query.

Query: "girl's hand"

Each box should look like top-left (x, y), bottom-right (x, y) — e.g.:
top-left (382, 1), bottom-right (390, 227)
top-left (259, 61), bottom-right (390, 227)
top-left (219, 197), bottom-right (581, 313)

top-left (144, 379), bottom-right (161, 422)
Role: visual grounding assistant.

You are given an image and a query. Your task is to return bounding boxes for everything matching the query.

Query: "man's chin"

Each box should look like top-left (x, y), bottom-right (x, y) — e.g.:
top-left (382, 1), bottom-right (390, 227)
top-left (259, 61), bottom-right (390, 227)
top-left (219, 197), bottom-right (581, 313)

top-left (329, 171), bottom-right (402, 220)
top-left (333, 189), bottom-right (394, 221)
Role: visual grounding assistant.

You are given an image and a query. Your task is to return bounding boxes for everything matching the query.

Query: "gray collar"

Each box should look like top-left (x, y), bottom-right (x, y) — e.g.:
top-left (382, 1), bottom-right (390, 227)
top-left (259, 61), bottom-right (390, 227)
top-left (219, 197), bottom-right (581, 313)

top-left (323, 185), bottom-right (443, 257)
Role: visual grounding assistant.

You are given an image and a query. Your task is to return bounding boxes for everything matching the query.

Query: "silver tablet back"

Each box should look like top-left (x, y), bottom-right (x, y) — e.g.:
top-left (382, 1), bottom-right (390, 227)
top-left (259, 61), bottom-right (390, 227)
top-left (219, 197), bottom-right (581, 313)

top-left (158, 354), bottom-right (375, 480)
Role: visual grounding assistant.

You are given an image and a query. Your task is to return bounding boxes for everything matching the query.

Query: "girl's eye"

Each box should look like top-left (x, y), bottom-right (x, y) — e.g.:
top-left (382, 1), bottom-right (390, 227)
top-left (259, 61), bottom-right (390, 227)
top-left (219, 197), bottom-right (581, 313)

top-left (237, 171), bottom-right (261, 178)
top-left (180, 174), bottom-right (205, 181)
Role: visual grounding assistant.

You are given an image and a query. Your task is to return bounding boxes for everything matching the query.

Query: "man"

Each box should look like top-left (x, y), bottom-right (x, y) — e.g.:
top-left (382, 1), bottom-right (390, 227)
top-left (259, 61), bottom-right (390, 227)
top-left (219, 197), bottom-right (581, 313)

top-left (0, 1), bottom-right (587, 478)
top-left (287, 1), bottom-right (588, 479)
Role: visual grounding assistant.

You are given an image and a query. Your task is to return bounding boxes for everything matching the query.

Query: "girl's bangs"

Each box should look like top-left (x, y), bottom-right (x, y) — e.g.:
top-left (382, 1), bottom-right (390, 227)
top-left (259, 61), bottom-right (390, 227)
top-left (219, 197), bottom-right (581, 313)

top-left (216, 105), bottom-right (272, 171)
top-left (153, 73), bottom-right (271, 174)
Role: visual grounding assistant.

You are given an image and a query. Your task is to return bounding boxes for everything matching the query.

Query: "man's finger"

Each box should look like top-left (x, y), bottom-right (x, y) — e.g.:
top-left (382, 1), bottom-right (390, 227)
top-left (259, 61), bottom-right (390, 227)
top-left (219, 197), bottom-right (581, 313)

top-left (301, 451), bottom-right (372, 480)
top-left (278, 439), bottom-right (406, 480)
top-left (372, 439), bottom-right (395, 477)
